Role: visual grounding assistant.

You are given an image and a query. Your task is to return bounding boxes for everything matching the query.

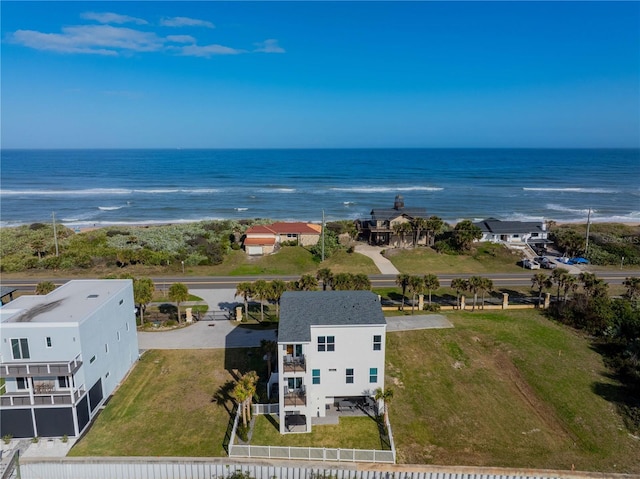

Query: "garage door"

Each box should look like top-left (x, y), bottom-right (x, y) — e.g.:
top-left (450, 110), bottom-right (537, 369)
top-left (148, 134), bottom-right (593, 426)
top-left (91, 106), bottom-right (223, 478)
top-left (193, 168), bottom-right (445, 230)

top-left (247, 246), bottom-right (263, 255)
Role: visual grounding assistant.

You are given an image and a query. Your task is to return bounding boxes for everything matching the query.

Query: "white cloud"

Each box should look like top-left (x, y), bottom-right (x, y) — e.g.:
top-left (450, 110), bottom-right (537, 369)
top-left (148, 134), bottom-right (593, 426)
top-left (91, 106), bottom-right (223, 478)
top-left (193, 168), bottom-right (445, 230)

top-left (81, 12), bottom-right (148, 25)
top-left (253, 39), bottom-right (285, 54)
top-left (166, 35), bottom-right (196, 44)
top-left (10, 25), bottom-right (164, 55)
top-left (179, 44), bottom-right (245, 57)
top-left (160, 17), bottom-right (214, 28)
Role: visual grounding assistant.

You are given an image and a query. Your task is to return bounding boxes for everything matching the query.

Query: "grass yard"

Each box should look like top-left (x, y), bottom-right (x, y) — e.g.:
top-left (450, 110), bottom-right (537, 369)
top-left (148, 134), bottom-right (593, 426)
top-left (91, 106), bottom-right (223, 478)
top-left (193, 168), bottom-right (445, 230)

top-left (250, 415), bottom-right (387, 450)
top-left (69, 310), bottom-right (640, 473)
top-left (386, 309), bottom-right (640, 473)
top-left (68, 348), bottom-right (264, 457)
top-left (387, 243), bottom-right (525, 274)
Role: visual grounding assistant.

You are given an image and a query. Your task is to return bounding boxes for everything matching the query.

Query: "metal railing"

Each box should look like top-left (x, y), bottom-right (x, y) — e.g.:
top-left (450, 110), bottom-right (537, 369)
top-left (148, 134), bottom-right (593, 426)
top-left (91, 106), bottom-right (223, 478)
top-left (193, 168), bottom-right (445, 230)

top-left (0, 354), bottom-right (82, 377)
top-left (0, 386), bottom-right (85, 407)
top-left (283, 355), bottom-right (306, 373)
top-left (283, 392), bottom-right (306, 407)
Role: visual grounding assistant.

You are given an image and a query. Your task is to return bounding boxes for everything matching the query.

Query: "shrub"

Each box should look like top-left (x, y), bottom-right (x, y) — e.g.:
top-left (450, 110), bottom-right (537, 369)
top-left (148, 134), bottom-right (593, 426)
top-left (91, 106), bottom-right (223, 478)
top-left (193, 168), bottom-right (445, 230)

top-left (236, 424), bottom-right (249, 442)
top-left (423, 304), bottom-right (441, 312)
top-left (2, 434), bottom-right (12, 444)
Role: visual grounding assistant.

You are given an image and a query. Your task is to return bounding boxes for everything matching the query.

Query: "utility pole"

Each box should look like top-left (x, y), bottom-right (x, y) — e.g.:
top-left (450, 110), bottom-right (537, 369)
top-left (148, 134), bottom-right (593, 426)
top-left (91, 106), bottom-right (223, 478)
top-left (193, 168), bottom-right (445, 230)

top-left (52, 212), bottom-right (59, 257)
top-left (585, 207), bottom-right (591, 255)
top-left (321, 210), bottom-right (325, 262)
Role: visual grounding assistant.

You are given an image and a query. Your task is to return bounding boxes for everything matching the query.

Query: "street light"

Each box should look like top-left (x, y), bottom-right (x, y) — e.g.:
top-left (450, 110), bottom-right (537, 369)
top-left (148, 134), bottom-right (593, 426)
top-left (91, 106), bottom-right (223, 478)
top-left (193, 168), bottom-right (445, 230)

top-left (181, 261), bottom-right (185, 274)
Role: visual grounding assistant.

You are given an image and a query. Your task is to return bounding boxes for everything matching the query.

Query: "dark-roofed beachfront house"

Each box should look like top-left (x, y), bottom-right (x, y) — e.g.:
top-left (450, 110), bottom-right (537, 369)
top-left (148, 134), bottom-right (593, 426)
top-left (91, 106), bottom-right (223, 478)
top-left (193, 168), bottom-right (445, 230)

top-left (356, 195), bottom-right (428, 246)
top-left (473, 218), bottom-right (550, 245)
top-left (276, 291), bottom-right (386, 434)
top-left (0, 280), bottom-right (139, 439)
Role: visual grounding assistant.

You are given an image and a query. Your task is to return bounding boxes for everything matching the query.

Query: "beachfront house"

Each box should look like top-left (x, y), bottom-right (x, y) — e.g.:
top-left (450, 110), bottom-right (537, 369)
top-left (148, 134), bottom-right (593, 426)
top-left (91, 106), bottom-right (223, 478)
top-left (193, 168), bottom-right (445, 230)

top-left (472, 218), bottom-right (549, 246)
top-left (243, 222), bottom-right (321, 256)
top-left (0, 280), bottom-right (139, 439)
top-left (275, 290), bottom-right (386, 434)
top-left (356, 195), bottom-right (428, 247)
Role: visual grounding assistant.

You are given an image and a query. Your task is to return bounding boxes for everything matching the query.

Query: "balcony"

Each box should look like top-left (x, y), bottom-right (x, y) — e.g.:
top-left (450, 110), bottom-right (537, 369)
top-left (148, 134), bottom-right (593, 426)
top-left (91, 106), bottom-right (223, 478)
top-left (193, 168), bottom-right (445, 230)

top-left (0, 386), bottom-right (86, 407)
top-left (0, 354), bottom-right (82, 378)
top-left (283, 355), bottom-right (306, 373)
top-left (283, 390), bottom-right (306, 407)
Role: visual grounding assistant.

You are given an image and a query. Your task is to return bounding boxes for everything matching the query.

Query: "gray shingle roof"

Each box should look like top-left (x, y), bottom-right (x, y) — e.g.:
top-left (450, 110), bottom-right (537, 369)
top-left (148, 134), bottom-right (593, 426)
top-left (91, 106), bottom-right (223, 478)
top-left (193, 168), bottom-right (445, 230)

top-left (473, 218), bottom-right (545, 235)
top-left (278, 291), bottom-right (386, 343)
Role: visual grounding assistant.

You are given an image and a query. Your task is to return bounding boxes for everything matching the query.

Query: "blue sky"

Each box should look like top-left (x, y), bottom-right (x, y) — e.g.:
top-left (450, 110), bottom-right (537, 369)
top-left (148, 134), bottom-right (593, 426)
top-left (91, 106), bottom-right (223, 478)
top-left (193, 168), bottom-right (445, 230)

top-left (2, 1), bottom-right (639, 148)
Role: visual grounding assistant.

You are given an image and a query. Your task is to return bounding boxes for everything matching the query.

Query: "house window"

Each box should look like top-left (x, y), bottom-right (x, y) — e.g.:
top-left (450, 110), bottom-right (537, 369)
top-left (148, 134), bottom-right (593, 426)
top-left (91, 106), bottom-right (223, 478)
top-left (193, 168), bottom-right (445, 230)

top-left (346, 368), bottom-right (354, 384)
top-left (16, 378), bottom-right (28, 390)
top-left (11, 338), bottom-right (30, 359)
top-left (105, 344), bottom-right (109, 354)
top-left (46, 337), bottom-right (52, 348)
top-left (58, 376), bottom-right (70, 388)
top-left (126, 323), bottom-right (130, 332)
top-left (117, 331), bottom-right (121, 341)
top-left (90, 355), bottom-right (96, 364)
top-left (312, 369), bottom-right (320, 385)
top-left (373, 335), bottom-right (382, 351)
top-left (318, 336), bottom-right (334, 352)
top-left (369, 368), bottom-right (378, 383)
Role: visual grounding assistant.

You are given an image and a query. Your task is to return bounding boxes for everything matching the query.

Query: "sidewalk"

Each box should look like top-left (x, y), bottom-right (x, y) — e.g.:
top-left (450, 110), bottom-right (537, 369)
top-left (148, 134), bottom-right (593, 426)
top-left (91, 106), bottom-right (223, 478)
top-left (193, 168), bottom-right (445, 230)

top-left (354, 244), bottom-right (399, 274)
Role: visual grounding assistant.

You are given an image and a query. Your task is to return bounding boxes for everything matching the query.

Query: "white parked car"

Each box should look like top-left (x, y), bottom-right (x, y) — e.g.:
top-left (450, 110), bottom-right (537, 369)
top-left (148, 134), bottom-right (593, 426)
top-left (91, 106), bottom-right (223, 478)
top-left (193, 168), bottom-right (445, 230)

top-left (522, 259), bottom-right (541, 269)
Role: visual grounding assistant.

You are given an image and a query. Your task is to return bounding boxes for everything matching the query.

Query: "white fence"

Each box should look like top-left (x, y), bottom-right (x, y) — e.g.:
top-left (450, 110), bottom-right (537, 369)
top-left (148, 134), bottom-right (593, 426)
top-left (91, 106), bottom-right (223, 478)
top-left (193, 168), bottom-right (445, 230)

top-left (17, 459), bottom-right (620, 479)
top-left (228, 403), bottom-right (396, 464)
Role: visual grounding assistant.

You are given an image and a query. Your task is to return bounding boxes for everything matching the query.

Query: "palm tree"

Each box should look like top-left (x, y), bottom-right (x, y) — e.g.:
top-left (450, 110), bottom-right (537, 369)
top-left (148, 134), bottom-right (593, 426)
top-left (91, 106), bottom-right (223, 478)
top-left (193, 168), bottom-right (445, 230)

top-left (252, 279), bottom-right (269, 322)
top-left (168, 282), bottom-right (189, 323)
top-left (467, 276), bottom-right (483, 311)
top-left (261, 339), bottom-right (277, 379)
top-left (392, 221), bottom-right (412, 248)
top-left (395, 273), bottom-right (410, 311)
top-left (133, 277), bottom-right (155, 326)
top-left (352, 273), bottom-right (371, 291)
top-left (232, 379), bottom-right (251, 427)
top-left (425, 215), bottom-right (445, 247)
top-left (269, 280), bottom-right (287, 317)
top-left (531, 272), bottom-right (552, 306)
top-left (563, 275), bottom-right (579, 301)
top-left (407, 275), bottom-right (424, 314)
top-left (411, 217), bottom-right (428, 247)
top-left (332, 273), bottom-right (354, 290)
top-left (297, 274), bottom-right (318, 291)
top-left (316, 268), bottom-right (334, 291)
top-left (451, 278), bottom-right (467, 309)
top-left (479, 277), bottom-right (493, 310)
top-left (579, 272), bottom-right (608, 299)
top-left (35, 281), bottom-right (56, 295)
top-left (374, 387), bottom-right (394, 425)
top-left (235, 282), bottom-right (254, 321)
top-left (423, 274), bottom-right (440, 305)
top-left (31, 238), bottom-right (47, 260)
top-left (551, 268), bottom-right (570, 302)
top-left (242, 371), bottom-right (259, 423)
top-left (623, 276), bottom-right (640, 302)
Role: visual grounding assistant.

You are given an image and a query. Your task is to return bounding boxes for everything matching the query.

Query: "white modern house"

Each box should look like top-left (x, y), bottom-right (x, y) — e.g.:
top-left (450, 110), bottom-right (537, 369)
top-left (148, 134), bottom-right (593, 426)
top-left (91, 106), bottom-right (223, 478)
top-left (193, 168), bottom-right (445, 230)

top-left (473, 218), bottom-right (549, 244)
top-left (276, 290), bottom-right (386, 434)
top-left (0, 280), bottom-right (139, 438)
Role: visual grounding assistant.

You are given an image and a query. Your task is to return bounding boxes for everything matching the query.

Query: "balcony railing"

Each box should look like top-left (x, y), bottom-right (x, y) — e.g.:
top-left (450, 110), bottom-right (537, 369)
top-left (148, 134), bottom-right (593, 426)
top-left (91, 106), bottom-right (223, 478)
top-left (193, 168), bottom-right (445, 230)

top-left (283, 355), bottom-right (306, 373)
top-left (283, 391), bottom-right (306, 407)
top-left (0, 354), bottom-right (82, 378)
top-left (0, 386), bottom-right (85, 407)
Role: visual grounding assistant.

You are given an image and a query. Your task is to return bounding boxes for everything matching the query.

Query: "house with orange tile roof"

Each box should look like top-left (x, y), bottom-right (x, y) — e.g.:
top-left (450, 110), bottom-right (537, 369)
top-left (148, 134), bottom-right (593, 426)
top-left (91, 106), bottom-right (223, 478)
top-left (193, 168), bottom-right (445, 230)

top-left (243, 222), bottom-right (321, 255)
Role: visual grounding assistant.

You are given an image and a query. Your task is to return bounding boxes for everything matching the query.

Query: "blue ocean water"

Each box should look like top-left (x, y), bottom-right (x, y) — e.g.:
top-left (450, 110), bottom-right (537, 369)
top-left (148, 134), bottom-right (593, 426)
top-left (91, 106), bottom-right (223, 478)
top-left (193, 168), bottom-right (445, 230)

top-left (0, 149), bottom-right (638, 228)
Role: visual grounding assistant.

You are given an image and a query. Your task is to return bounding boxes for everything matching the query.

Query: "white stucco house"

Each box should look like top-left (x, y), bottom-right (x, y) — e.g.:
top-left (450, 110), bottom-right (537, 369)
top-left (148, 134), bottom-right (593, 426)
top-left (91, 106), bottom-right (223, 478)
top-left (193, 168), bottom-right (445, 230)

top-left (275, 290), bottom-right (386, 434)
top-left (473, 218), bottom-right (549, 245)
top-left (0, 280), bottom-right (139, 438)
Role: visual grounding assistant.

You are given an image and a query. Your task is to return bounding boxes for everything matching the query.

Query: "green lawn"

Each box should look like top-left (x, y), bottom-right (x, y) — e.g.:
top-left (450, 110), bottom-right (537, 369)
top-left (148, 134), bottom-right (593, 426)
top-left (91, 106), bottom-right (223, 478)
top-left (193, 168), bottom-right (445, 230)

top-left (250, 415), bottom-right (387, 450)
top-left (69, 310), bottom-right (640, 473)
top-left (386, 310), bottom-right (640, 472)
top-left (387, 243), bottom-right (525, 274)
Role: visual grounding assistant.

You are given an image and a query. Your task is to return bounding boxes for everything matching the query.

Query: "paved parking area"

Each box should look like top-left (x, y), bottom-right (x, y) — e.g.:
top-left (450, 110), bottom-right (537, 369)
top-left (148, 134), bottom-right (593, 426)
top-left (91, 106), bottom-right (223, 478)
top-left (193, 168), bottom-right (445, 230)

top-left (385, 314), bottom-right (453, 331)
top-left (137, 289), bottom-right (276, 350)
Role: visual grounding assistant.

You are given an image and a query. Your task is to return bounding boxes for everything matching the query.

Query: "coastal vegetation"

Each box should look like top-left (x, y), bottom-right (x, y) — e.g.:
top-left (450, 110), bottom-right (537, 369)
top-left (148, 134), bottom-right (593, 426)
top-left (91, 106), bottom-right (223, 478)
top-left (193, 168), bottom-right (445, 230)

top-left (68, 309), bottom-right (640, 473)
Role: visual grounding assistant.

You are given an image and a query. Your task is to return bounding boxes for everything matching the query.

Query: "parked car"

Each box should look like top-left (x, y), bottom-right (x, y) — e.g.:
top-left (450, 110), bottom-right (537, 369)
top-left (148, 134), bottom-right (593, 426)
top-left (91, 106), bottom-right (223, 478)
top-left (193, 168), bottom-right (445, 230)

top-left (522, 259), bottom-right (541, 269)
top-left (569, 257), bottom-right (590, 265)
top-left (535, 256), bottom-right (557, 269)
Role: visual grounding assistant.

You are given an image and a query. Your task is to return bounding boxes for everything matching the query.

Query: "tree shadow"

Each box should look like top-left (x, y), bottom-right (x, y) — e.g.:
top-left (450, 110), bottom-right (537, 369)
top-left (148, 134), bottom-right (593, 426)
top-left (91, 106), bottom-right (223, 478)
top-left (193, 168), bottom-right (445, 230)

top-left (158, 303), bottom-right (177, 315)
top-left (212, 380), bottom-right (236, 417)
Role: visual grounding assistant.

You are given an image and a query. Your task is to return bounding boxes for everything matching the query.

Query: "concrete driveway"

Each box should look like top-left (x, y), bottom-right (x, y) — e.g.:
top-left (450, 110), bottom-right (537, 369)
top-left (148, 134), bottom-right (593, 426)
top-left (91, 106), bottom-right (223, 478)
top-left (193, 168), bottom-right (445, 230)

top-left (385, 314), bottom-right (453, 331)
top-left (137, 289), bottom-right (276, 350)
top-left (354, 244), bottom-right (399, 274)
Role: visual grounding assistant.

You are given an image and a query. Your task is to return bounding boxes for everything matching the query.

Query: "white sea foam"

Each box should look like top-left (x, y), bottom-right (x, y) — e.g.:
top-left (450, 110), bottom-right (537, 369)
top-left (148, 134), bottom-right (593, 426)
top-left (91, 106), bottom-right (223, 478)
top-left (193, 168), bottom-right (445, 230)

top-left (545, 204), bottom-right (595, 215)
top-left (331, 186), bottom-right (443, 193)
top-left (0, 188), bottom-right (132, 196)
top-left (234, 208), bottom-right (249, 211)
top-left (343, 201), bottom-right (356, 206)
top-left (258, 188), bottom-right (296, 193)
top-left (523, 187), bottom-right (618, 194)
top-left (98, 206), bottom-right (124, 211)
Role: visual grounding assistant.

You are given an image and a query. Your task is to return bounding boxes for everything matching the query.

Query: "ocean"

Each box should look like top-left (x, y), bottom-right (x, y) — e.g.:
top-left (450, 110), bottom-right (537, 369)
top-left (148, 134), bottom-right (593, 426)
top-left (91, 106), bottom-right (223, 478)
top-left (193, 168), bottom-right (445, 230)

top-left (0, 149), bottom-right (638, 228)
